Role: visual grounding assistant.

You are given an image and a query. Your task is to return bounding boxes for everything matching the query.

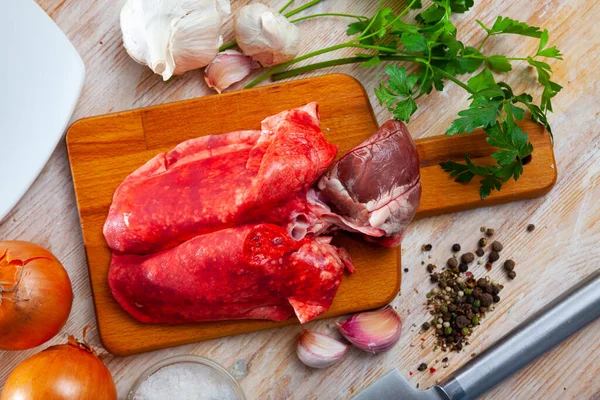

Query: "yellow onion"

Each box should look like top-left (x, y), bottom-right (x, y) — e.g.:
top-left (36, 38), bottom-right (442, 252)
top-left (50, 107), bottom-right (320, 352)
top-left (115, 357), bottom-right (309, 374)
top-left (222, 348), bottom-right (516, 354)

top-left (1, 331), bottom-right (117, 400)
top-left (0, 241), bottom-right (73, 350)
top-left (336, 306), bottom-right (402, 354)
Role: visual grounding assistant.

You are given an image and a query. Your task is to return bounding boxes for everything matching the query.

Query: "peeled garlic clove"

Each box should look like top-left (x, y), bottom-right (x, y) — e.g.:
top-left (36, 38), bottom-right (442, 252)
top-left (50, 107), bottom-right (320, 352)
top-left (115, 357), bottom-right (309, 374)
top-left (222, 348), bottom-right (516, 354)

top-left (296, 330), bottom-right (350, 369)
top-left (204, 50), bottom-right (256, 93)
top-left (336, 306), bottom-right (402, 354)
top-left (234, 3), bottom-right (300, 67)
top-left (120, 0), bottom-right (230, 81)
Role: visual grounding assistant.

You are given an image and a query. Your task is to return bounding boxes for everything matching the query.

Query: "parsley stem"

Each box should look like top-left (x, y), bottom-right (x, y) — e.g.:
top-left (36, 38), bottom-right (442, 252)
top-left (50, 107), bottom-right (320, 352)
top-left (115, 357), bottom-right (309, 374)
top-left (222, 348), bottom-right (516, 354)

top-left (431, 66), bottom-right (475, 94)
top-left (245, 43), bottom-right (354, 88)
top-left (284, 0), bottom-right (324, 18)
top-left (477, 34), bottom-right (491, 52)
top-left (279, 0), bottom-right (295, 13)
top-left (271, 56), bottom-right (422, 81)
top-left (290, 13), bottom-right (368, 23)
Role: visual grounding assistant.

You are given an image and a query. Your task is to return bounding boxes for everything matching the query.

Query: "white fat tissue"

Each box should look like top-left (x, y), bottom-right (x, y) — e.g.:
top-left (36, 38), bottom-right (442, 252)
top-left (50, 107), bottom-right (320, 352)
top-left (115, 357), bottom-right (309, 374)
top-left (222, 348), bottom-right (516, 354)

top-left (134, 362), bottom-right (239, 400)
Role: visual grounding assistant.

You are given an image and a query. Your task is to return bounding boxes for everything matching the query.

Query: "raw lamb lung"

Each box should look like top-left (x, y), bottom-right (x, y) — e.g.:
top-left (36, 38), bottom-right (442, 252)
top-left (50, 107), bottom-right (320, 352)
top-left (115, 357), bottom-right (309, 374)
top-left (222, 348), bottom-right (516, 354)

top-left (104, 103), bottom-right (337, 254)
top-left (108, 224), bottom-right (348, 324)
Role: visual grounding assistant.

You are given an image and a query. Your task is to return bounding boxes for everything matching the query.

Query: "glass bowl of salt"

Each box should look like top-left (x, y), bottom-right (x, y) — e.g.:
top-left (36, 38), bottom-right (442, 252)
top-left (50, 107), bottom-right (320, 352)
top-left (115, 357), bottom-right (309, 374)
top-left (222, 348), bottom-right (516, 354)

top-left (128, 355), bottom-right (246, 400)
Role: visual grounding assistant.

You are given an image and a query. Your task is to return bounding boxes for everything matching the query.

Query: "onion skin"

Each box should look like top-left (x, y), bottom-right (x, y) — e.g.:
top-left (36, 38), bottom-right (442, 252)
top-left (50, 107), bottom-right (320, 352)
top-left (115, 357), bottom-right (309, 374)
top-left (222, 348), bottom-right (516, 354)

top-left (0, 241), bottom-right (73, 350)
top-left (0, 337), bottom-right (117, 400)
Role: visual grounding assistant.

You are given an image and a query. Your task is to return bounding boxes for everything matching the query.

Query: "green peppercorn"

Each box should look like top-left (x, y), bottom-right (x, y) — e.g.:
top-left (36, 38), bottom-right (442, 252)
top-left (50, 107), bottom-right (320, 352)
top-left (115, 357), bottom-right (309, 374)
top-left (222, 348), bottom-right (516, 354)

top-left (462, 327), bottom-right (470, 336)
top-left (485, 228), bottom-right (495, 237)
top-left (464, 288), bottom-right (472, 295)
top-left (451, 312), bottom-right (457, 320)
top-left (478, 237), bottom-right (487, 247)
top-left (426, 292), bottom-right (432, 298)
top-left (444, 327), bottom-right (453, 335)
top-left (473, 300), bottom-right (481, 308)
top-left (440, 305), bottom-right (448, 313)
top-left (472, 316), bottom-right (480, 325)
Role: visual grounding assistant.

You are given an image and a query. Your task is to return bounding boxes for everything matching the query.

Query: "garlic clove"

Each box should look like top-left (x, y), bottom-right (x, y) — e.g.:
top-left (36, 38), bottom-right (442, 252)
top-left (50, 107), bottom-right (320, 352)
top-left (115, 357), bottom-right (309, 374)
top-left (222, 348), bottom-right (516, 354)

top-left (296, 330), bottom-right (350, 369)
top-left (336, 306), bottom-right (402, 354)
top-left (204, 50), bottom-right (257, 93)
top-left (234, 3), bottom-right (300, 67)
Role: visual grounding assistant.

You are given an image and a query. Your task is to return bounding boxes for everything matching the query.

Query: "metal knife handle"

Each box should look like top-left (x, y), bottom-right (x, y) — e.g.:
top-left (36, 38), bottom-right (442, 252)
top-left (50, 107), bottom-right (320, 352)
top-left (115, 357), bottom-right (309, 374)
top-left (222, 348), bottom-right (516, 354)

top-left (437, 269), bottom-right (600, 400)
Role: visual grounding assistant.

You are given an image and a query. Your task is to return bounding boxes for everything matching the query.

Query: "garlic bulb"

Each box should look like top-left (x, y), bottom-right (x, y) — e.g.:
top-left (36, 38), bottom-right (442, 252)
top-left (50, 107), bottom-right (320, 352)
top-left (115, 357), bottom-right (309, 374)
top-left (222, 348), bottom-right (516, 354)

top-left (297, 330), bottom-right (350, 369)
top-left (120, 0), bottom-right (231, 81)
top-left (204, 50), bottom-right (257, 93)
top-left (234, 3), bottom-right (300, 67)
top-left (336, 306), bottom-right (402, 354)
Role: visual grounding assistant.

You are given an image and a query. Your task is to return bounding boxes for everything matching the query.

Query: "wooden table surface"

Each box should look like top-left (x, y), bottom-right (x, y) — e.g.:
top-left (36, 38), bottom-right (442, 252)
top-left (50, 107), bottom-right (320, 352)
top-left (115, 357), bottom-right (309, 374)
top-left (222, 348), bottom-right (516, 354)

top-left (1, 1), bottom-right (599, 399)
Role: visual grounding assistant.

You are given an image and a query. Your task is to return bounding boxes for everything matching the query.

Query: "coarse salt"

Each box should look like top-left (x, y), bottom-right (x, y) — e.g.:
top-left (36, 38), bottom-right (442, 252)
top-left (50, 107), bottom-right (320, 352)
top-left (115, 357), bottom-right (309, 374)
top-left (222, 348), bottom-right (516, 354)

top-left (134, 362), bottom-right (239, 400)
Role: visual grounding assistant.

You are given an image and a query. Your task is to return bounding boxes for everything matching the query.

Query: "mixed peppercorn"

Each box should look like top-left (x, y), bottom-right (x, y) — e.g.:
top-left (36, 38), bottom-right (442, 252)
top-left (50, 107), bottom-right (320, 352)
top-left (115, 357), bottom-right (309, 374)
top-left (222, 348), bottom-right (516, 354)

top-left (418, 226), bottom-right (526, 353)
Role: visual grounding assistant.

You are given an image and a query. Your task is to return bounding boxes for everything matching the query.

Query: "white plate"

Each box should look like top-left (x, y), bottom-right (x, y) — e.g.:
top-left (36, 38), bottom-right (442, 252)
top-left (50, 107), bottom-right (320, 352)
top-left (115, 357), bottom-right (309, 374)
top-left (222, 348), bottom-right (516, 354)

top-left (0, 1), bottom-right (84, 221)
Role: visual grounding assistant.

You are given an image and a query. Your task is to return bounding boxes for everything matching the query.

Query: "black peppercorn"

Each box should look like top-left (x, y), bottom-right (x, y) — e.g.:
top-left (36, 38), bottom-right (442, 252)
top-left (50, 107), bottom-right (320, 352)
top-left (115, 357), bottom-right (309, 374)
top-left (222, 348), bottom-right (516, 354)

top-left (493, 295), bottom-right (500, 303)
top-left (491, 285), bottom-right (500, 295)
top-left (527, 224), bottom-right (535, 232)
top-left (466, 295), bottom-right (474, 304)
top-left (452, 243), bottom-right (461, 252)
top-left (475, 248), bottom-right (485, 257)
top-left (404, 268), bottom-right (409, 272)
top-left (478, 237), bottom-right (487, 247)
top-left (489, 251), bottom-right (500, 263)
top-left (418, 363), bottom-right (428, 371)
top-left (459, 263), bottom-right (468, 273)
top-left (447, 257), bottom-right (459, 269)
top-left (430, 273), bottom-right (439, 283)
top-left (423, 244), bottom-right (433, 251)
top-left (507, 270), bottom-right (517, 280)
top-left (461, 252), bottom-right (475, 264)
top-left (491, 241), bottom-right (503, 252)
top-left (480, 293), bottom-right (493, 307)
top-left (504, 259), bottom-right (515, 271)
top-left (427, 263), bottom-right (435, 273)
top-left (422, 321), bottom-right (431, 330)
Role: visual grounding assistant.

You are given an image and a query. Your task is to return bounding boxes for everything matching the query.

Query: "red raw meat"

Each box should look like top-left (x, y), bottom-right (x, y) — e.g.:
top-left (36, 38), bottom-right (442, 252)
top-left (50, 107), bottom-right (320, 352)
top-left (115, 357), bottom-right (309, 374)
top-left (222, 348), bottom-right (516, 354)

top-left (104, 103), bottom-right (337, 254)
top-left (108, 224), bottom-right (348, 324)
top-left (290, 120), bottom-right (421, 247)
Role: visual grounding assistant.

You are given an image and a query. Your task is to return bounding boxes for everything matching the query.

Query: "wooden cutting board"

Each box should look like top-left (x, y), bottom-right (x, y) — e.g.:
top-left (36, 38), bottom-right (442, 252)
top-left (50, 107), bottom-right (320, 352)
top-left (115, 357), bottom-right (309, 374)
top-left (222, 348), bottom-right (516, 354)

top-left (66, 74), bottom-right (556, 356)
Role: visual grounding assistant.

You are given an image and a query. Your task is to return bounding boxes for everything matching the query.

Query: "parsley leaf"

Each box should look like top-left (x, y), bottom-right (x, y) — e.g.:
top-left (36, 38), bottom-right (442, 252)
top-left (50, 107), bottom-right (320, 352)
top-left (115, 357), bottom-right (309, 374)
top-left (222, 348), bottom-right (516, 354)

top-left (485, 16), bottom-right (543, 38)
top-left (446, 96), bottom-right (501, 135)
top-left (376, 65), bottom-right (419, 123)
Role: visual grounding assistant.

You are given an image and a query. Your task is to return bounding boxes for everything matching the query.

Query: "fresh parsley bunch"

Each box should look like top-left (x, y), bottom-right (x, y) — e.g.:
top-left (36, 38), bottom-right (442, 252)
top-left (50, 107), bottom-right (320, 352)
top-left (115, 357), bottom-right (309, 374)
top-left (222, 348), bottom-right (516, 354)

top-left (247, 0), bottom-right (562, 199)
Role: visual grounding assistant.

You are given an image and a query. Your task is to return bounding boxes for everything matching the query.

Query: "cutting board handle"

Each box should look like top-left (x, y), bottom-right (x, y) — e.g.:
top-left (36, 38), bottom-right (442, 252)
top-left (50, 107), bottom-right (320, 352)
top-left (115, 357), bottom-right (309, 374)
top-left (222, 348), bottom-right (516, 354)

top-left (414, 120), bottom-right (556, 219)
